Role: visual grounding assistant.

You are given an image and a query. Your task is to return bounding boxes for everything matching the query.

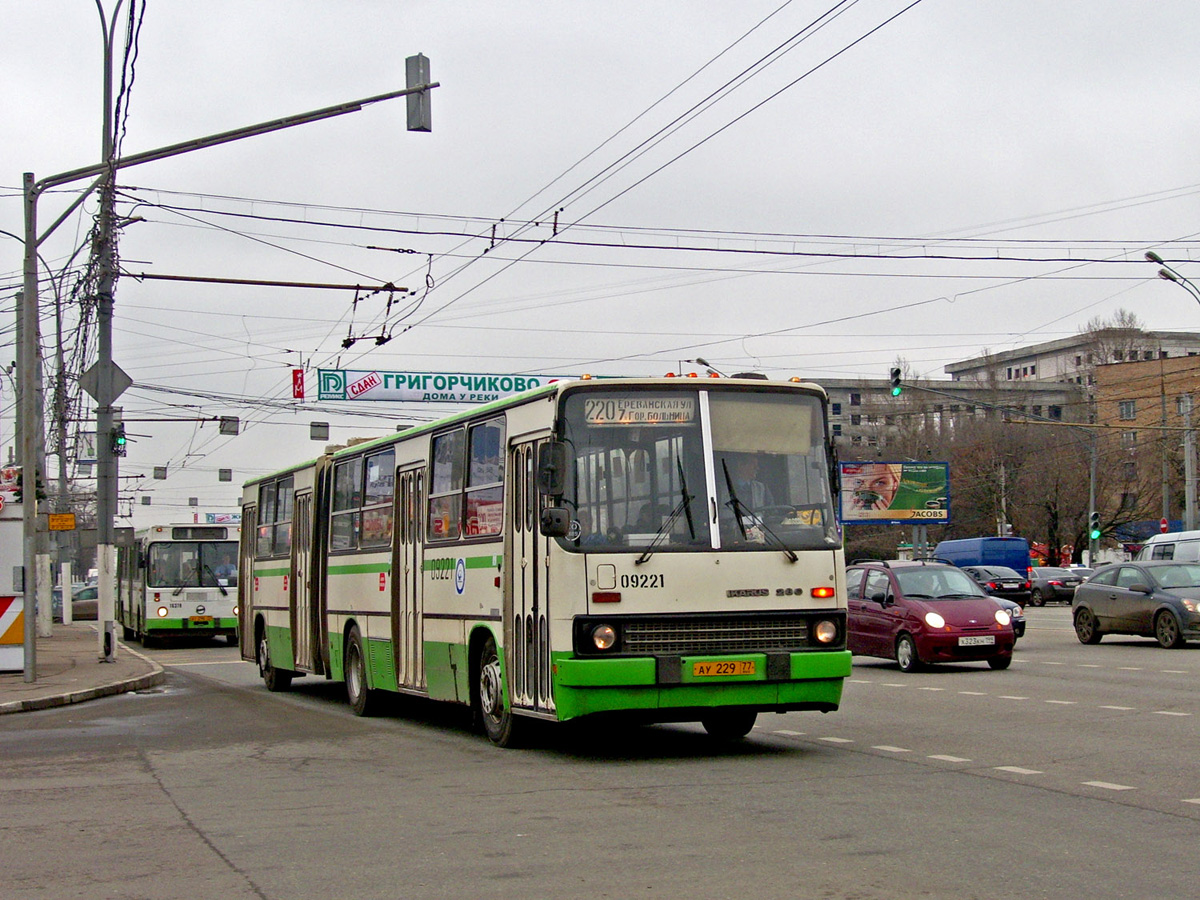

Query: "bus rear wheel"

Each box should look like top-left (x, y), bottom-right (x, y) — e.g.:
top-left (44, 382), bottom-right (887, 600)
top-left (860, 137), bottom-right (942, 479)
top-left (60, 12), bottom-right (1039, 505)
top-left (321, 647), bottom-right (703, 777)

top-left (345, 625), bottom-right (378, 716)
top-left (475, 634), bottom-right (519, 747)
top-left (701, 710), bottom-right (758, 740)
top-left (258, 630), bottom-right (292, 692)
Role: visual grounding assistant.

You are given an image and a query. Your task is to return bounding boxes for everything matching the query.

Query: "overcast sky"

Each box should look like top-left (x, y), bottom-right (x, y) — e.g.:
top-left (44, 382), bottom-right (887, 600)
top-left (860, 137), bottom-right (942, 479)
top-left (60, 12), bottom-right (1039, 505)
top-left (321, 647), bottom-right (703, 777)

top-left (3, 0), bottom-right (1199, 526)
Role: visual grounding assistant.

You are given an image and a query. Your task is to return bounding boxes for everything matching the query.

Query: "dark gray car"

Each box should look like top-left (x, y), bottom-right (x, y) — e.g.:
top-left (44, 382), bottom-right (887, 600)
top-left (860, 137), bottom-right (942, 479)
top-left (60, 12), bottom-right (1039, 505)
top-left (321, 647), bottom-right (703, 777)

top-left (1028, 566), bottom-right (1084, 606)
top-left (1072, 561), bottom-right (1200, 648)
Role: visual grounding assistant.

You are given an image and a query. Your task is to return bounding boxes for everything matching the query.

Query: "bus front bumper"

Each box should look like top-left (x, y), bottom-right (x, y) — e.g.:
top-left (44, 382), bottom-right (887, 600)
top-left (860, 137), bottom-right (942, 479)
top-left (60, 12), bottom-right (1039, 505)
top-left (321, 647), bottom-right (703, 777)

top-left (551, 650), bottom-right (852, 721)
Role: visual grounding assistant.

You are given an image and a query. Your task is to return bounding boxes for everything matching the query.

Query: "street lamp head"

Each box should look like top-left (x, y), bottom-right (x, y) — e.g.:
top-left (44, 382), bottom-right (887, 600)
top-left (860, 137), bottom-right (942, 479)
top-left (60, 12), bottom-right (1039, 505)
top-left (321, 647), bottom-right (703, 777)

top-left (1145, 251), bottom-right (1165, 264)
top-left (1159, 268), bottom-right (1179, 283)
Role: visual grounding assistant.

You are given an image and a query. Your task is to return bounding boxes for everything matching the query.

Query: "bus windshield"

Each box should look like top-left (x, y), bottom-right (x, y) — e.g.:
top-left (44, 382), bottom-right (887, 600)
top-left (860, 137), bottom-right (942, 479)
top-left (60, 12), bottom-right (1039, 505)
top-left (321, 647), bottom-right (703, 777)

top-left (560, 387), bottom-right (839, 552)
top-left (147, 541), bottom-right (240, 588)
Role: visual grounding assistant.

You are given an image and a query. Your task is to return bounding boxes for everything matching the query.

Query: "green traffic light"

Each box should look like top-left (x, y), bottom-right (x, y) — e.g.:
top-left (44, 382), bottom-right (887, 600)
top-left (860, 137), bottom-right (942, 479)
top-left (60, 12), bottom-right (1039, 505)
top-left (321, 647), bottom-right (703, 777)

top-left (891, 385), bottom-right (902, 397)
top-left (1089, 528), bottom-right (1101, 540)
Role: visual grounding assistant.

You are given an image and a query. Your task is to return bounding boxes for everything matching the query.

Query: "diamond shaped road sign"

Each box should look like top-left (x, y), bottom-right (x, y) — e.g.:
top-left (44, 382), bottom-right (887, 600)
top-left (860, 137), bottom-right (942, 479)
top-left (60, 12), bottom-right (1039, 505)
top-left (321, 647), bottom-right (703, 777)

top-left (80, 362), bottom-right (133, 402)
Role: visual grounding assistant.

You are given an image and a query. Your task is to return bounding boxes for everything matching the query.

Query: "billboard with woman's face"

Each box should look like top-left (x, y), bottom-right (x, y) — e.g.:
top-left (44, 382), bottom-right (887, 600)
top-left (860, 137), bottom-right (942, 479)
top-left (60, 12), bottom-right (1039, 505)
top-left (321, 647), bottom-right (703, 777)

top-left (839, 461), bottom-right (950, 524)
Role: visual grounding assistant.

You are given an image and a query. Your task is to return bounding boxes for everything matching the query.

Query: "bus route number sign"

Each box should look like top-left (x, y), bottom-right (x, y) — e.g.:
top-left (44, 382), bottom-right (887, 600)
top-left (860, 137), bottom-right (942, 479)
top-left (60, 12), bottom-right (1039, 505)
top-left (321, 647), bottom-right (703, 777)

top-left (584, 397), bottom-right (696, 426)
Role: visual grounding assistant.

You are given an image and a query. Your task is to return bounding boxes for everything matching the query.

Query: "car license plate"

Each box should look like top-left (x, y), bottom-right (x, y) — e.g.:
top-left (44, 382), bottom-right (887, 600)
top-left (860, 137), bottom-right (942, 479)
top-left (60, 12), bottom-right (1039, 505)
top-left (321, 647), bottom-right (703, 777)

top-left (1002, 582), bottom-right (1019, 588)
top-left (190, 615), bottom-right (213, 624)
top-left (692, 660), bottom-right (755, 677)
top-left (958, 635), bottom-right (995, 647)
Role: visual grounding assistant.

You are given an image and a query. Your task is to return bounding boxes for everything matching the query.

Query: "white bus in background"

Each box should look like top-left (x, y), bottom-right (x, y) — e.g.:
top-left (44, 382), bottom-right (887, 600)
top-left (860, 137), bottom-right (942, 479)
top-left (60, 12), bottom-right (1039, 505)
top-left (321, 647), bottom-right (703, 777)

top-left (116, 523), bottom-right (241, 647)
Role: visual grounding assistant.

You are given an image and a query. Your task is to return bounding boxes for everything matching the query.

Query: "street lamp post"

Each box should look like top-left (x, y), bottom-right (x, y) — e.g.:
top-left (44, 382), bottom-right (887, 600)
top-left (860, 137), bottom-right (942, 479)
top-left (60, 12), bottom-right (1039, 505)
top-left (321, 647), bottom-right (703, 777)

top-left (1145, 251), bottom-right (1200, 532)
top-left (19, 58), bottom-right (437, 679)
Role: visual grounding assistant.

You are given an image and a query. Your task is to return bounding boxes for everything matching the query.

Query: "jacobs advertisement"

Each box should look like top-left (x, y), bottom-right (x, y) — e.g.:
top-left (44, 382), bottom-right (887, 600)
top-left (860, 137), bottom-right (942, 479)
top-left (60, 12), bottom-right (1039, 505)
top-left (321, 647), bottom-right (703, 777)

top-left (839, 461), bottom-right (950, 525)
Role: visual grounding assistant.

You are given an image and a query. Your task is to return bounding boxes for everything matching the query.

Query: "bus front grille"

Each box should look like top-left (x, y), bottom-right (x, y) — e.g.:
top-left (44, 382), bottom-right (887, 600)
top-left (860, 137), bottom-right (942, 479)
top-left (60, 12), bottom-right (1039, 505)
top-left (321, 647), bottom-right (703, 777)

top-left (621, 616), bottom-right (810, 654)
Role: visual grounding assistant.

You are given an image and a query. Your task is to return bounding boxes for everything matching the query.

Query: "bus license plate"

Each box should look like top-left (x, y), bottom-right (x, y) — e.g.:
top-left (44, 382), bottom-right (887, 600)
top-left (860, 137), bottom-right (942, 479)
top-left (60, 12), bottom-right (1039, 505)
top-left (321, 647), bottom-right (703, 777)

top-left (190, 616), bottom-right (214, 624)
top-left (692, 660), bottom-right (755, 677)
top-left (958, 635), bottom-right (994, 647)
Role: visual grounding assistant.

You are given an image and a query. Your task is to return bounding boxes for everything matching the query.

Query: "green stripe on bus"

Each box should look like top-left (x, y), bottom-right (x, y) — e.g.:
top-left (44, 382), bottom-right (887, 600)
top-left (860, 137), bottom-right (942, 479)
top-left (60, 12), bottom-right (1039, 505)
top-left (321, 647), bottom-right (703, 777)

top-left (328, 562), bottom-right (392, 575)
top-left (254, 567), bottom-right (289, 577)
top-left (421, 555), bottom-right (501, 572)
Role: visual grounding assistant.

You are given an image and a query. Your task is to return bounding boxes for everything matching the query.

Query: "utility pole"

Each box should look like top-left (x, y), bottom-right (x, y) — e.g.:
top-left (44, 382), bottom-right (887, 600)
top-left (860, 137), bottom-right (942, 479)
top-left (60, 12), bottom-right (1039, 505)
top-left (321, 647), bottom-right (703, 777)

top-left (19, 45), bottom-right (437, 677)
top-left (1185, 394), bottom-right (1196, 531)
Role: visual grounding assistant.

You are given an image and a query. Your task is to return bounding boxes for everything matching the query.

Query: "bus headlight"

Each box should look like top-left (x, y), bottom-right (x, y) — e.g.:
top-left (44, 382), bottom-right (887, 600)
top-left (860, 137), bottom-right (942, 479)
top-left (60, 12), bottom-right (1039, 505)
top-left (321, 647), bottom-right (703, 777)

top-left (157, 606), bottom-right (169, 618)
top-left (592, 624), bottom-right (617, 650)
top-left (233, 605), bottom-right (239, 616)
top-left (813, 619), bottom-right (838, 644)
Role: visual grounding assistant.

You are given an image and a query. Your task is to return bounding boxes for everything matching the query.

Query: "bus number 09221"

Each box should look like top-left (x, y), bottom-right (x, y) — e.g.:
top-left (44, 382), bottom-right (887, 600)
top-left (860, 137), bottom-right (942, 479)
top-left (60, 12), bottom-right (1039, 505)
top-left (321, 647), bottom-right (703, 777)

top-left (620, 574), bottom-right (665, 589)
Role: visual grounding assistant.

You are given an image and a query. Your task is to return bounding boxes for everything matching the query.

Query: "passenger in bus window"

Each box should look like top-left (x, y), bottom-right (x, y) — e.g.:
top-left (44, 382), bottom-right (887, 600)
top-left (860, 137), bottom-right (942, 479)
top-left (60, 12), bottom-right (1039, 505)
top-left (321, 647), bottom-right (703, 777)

top-left (726, 455), bottom-right (775, 508)
top-left (215, 554), bottom-right (238, 586)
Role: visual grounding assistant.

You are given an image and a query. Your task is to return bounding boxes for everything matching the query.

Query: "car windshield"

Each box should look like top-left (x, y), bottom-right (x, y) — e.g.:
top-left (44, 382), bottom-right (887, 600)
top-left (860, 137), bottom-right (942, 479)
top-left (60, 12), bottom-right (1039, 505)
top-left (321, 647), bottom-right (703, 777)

top-left (895, 567), bottom-right (985, 599)
top-left (1151, 564), bottom-right (1200, 589)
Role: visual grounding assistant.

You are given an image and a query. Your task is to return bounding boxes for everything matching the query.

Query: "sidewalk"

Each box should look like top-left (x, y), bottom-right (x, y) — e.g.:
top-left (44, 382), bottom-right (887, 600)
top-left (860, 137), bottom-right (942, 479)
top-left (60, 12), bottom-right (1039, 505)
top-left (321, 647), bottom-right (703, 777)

top-left (0, 622), bottom-right (165, 715)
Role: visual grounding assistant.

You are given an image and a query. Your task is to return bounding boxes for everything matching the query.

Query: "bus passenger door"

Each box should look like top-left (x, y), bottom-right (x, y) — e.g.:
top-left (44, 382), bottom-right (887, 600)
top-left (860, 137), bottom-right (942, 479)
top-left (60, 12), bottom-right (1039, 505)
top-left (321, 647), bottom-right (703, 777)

top-left (509, 439), bottom-right (555, 715)
top-left (291, 491), bottom-right (316, 672)
top-left (392, 465), bottom-right (425, 690)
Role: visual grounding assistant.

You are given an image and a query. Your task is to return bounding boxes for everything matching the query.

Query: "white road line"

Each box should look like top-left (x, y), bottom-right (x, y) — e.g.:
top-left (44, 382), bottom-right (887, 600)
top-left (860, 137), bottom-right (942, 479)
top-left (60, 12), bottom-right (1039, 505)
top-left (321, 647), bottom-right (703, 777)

top-left (959, 691), bottom-right (988, 696)
top-left (918, 686), bottom-right (945, 692)
top-left (1077, 664), bottom-right (1101, 668)
top-left (1100, 705), bottom-right (1135, 711)
top-left (1117, 667), bottom-right (1142, 671)
top-left (929, 755), bottom-right (971, 763)
top-left (995, 766), bottom-right (1043, 775)
top-left (1044, 700), bottom-right (1076, 705)
top-left (999, 695), bottom-right (1029, 701)
top-left (1083, 781), bottom-right (1135, 791)
top-left (819, 737), bottom-right (854, 744)
top-left (1153, 710), bottom-right (1192, 717)
top-left (773, 730), bottom-right (805, 737)
top-left (1041, 661), bottom-right (1066, 666)
top-left (849, 679), bottom-right (873, 684)
top-left (1183, 798), bottom-right (1200, 805)
top-left (1162, 670), bottom-right (1188, 674)
top-left (881, 682), bottom-right (907, 688)
top-left (872, 746), bottom-right (910, 753)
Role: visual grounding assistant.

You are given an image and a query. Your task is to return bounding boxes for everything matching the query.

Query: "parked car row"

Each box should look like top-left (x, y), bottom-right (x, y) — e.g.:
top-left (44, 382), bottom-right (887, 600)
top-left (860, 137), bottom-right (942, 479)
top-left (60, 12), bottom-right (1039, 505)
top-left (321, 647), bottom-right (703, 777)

top-left (50, 584), bottom-right (98, 622)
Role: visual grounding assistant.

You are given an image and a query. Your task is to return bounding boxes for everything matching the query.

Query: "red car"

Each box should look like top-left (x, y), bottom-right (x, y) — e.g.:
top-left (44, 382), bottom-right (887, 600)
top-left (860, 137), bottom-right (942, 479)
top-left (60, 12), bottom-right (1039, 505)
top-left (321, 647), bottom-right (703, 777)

top-left (846, 560), bottom-right (1016, 672)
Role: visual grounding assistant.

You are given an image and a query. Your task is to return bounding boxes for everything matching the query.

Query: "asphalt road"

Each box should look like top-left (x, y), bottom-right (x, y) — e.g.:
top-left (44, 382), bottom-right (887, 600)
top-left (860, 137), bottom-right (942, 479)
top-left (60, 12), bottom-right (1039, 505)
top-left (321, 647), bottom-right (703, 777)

top-left (2, 606), bottom-right (1196, 900)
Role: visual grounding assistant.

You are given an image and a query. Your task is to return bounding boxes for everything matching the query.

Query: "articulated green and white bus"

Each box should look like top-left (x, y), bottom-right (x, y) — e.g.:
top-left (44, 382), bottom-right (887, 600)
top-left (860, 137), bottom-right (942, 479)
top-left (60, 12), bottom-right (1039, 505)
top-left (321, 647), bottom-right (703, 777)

top-left (239, 376), bottom-right (851, 745)
top-left (117, 523), bottom-right (241, 646)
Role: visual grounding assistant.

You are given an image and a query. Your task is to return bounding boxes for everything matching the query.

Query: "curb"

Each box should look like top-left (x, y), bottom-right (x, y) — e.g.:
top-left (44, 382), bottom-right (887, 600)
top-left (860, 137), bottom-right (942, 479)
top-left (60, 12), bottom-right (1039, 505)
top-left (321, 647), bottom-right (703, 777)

top-left (0, 641), bottom-right (166, 716)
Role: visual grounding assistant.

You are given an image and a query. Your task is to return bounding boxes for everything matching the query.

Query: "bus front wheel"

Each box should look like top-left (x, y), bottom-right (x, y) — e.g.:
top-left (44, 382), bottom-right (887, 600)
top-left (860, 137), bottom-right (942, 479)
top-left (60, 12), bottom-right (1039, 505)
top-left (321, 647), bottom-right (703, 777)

top-left (345, 625), bottom-right (378, 716)
top-left (475, 634), bottom-right (519, 747)
top-left (701, 710), bottom-right (757, 740)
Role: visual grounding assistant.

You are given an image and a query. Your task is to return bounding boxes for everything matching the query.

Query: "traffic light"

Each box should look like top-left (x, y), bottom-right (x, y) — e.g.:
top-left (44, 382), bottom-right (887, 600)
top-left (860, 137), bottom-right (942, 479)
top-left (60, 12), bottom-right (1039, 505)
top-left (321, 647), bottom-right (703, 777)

top-left (889, 367), bottom-right (903, 396)
top-left (112, 423), bottom-right (128, 457)
top-left (1088, 510), bottom-right (1101, 541)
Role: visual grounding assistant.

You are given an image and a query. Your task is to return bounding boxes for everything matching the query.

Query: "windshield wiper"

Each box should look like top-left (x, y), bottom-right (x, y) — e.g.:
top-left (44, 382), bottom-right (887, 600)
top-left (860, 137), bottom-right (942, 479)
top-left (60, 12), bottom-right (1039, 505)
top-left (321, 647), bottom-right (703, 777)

top-left (721, 459), bottom-right (797, 563)
top-left (204, 564), bottom-right (229, 596)
top-left (634, 457), bottom-right (698, 565)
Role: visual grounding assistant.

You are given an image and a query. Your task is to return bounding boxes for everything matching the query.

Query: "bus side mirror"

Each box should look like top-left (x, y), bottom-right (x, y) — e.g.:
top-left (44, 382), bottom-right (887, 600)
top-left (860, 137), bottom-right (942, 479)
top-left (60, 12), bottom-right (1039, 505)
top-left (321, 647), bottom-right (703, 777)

top-left (536, 441), bottom-right (567, 496)
top-left (539, 506), bottom-right (570, 537)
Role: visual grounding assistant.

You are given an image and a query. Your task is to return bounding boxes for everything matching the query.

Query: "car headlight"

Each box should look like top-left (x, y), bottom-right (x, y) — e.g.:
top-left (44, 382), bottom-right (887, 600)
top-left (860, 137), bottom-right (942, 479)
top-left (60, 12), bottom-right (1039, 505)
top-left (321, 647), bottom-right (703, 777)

top-left (924, 611), bottom-right (946, 629)
top-left (995, 609), bottom-right (1011, 626)
top-left (592, 624), bottom-right (616, 650)
top-left (813, 619), bottom-right (838, 644)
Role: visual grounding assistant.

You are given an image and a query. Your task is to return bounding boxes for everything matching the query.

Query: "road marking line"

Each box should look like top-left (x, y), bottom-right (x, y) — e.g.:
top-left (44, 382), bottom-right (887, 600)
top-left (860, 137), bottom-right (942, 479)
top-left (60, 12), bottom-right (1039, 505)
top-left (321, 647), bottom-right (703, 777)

top-left (1084, 781), bottom-right (1134, 791)
top-left (918, 686), bottom-right (945, 691)
top-left (881, 682), bottom-right (907, 687)
top-left (819, 737), bottom-right (854, 744)
top-left (849, 679), bottom-right (873, 684)
top-left (1100, 705), bottom-right (1134, 711)
top-left (773, 730), bottom-right (805, 736)
top-left (929, 755), bottom-right (971, 763)
top-left (1077, 664), bottom-right (1101, 668)
top-left (959, 691), bottom-right (988, 696)
top-left (1183, 798), bottom-right (1200, 805)
top-left (1161, 670), bottom-right (1187, 674)
top-left (872, 746), bottom-right (911, 753)
top-left (1045, 700), bottom-right (1076, 705)
top-left (1117, 667), bottom-right (1142, 671)
top-left (999, 695), bottom-right (1029, 701)
top-left (1041, 661), bottom-right (1066, 666)
top-left (1153, 711), bottom-right (1191, 717)
top-left (995, 766), bottom-right (1043, 775)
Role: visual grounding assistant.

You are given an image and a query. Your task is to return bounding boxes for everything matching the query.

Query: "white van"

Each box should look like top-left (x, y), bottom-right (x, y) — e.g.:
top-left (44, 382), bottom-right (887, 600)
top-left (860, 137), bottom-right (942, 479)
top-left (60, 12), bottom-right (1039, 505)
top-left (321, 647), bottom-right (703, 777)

top-left (1135, 530), bottom-right (1200, 561)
